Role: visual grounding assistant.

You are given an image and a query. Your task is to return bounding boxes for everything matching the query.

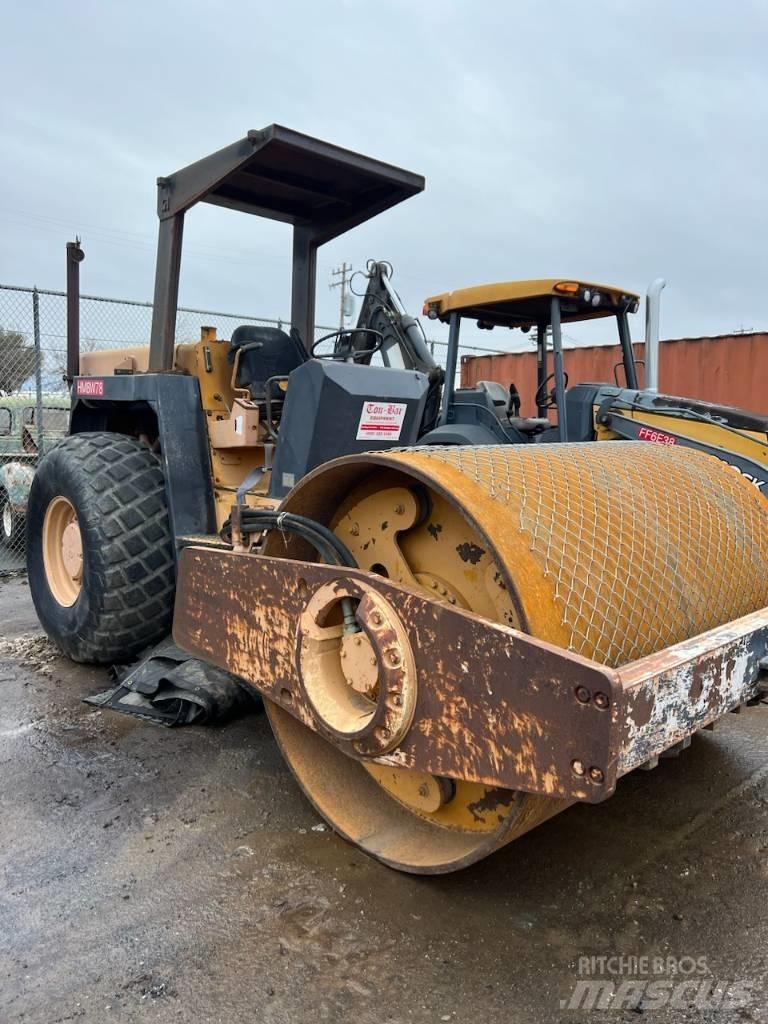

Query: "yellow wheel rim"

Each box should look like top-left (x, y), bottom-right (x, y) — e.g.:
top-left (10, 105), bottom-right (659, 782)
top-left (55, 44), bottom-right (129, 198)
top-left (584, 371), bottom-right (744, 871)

top-left (42, 496), bottom-right (83, 607)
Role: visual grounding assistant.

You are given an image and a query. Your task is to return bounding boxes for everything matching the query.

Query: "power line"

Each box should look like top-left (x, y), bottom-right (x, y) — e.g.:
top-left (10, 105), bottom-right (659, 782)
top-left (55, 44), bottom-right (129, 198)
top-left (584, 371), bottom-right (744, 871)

top-left (0, 206), bottom-right (282, 270)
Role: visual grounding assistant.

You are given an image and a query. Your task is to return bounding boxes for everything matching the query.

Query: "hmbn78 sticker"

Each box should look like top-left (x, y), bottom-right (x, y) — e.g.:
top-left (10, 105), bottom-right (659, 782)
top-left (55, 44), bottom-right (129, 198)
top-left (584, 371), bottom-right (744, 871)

top-left (356, 401), bottom-right (407, 441)
top-left (75, 378), bottom-right (105, 397)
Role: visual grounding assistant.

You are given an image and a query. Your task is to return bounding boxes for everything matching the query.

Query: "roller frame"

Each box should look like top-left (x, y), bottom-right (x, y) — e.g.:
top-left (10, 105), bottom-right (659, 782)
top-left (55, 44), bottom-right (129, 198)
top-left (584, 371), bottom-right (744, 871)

top-left (173, 546), bottom-right (768, 803)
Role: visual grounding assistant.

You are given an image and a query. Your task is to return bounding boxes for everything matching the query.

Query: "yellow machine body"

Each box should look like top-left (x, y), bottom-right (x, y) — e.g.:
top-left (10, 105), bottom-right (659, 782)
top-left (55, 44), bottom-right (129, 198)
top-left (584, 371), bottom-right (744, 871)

top-left (319, 443), bottom-right (768, 666)
top-left (597, 408), bottom-right (768, 475)
top-left (80, 330), bottom-right (277, 527)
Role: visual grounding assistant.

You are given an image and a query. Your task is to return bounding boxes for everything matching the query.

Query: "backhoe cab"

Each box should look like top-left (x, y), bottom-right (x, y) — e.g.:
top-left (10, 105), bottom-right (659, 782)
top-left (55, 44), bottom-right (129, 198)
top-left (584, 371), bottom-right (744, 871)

top-left (423, 278), bottom-right (640, 444)
top-left (423, 278), bottom-right (768, 493)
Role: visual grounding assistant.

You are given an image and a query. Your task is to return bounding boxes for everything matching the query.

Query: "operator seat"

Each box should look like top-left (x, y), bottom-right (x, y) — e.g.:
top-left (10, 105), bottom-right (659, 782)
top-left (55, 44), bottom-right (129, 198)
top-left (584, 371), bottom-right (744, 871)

top-left (228, 325), bottom-right (307, 406)
top-left (475, 380), bottom-right (550, 435)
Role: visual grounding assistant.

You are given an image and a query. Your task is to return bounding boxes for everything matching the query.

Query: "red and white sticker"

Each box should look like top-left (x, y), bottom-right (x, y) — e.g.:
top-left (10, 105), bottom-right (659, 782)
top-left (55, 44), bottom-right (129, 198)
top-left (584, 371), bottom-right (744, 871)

top-left (637, 425), bottom-right (677, 445)
top-left (75, 378), bottom-right (105, 397)
top-left (356, 401), bottom-right (407, 441)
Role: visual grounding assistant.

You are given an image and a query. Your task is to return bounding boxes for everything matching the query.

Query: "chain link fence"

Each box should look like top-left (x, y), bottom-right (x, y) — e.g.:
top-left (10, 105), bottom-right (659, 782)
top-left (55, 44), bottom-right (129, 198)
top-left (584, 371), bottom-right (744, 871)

top-left (0, 282), bottom-right (507, 575)
top-left (0, 284), bottom-right (330, 575)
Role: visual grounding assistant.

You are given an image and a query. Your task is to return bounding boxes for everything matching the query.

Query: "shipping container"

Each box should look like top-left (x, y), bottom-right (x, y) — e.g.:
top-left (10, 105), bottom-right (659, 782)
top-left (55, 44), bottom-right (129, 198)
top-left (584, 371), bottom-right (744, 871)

top-left (460, 332), bottom-right (768, 417)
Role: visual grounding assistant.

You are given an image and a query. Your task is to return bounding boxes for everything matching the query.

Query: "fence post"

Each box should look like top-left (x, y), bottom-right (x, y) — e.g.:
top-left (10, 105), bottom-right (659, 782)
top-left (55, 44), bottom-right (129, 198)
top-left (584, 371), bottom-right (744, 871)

top-left (32, 288), bottom-right (44, 456)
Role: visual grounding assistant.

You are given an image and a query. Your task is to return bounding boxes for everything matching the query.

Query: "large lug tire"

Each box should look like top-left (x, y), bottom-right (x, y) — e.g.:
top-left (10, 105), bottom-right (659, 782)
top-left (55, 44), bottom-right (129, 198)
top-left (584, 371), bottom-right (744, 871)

top-left (26, 432), bottom-right (175, 664)
top-left (0, 486), bottom-right (25, 548)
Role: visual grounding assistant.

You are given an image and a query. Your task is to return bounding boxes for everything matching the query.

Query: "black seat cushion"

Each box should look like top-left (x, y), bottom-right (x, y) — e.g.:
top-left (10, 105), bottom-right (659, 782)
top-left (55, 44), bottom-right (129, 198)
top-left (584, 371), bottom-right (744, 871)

top-left (228, 325), bottom-right (307, 400)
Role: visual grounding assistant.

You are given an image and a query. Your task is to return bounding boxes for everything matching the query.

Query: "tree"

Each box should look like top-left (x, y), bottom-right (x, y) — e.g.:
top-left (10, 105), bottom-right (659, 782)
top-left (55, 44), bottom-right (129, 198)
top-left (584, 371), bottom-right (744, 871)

top-left (0, 328), bottom-right (36, 394)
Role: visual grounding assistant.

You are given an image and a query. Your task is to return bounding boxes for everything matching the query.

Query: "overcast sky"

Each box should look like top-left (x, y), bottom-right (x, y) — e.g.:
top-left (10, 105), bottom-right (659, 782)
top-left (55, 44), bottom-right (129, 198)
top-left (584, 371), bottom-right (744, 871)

top-left (1, 0), bottom-right (767, 354)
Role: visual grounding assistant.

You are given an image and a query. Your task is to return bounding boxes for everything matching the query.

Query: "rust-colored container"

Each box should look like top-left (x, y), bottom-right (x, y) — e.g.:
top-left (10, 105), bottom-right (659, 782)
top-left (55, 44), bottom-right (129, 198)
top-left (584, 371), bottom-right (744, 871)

top-left (461, 332), bottom-right (768, 417)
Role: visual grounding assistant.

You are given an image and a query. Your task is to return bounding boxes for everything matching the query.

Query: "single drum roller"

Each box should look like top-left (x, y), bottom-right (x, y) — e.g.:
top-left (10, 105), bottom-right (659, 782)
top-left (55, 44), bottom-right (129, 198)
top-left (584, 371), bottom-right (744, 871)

top-left (175, 443), bottom-right (768, 873)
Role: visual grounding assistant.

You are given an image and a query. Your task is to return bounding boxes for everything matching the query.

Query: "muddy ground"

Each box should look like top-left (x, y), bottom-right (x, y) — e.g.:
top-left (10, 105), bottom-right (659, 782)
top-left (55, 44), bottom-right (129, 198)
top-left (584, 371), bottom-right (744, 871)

top-left (1, 575), bottom-right (767, 1024)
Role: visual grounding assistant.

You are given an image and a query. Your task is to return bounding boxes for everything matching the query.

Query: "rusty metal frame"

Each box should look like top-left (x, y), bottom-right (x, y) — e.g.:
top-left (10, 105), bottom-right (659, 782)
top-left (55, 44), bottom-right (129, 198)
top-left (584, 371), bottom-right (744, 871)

top-left (148, 125), bottom-right (424, 371)
top-left (173, 547), bottom-right (768, 805)
top-left (616, 607), bottom-right (768, 774)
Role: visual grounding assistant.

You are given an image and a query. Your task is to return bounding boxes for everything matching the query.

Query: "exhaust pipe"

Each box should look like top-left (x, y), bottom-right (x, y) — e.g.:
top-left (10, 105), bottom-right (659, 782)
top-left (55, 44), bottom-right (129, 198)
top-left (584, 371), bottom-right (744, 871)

top-left (644, 277), bottom-right (666, 393)
top-left (66, 238), bottom-right (85, 382)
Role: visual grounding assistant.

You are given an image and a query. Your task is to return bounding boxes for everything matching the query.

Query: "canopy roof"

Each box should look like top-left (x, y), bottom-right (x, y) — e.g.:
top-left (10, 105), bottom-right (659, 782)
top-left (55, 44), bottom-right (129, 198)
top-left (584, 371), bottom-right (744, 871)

top-left (158, 124), bottom-right (425, 245)
top-left (423, 279), bottom-right (640, 329)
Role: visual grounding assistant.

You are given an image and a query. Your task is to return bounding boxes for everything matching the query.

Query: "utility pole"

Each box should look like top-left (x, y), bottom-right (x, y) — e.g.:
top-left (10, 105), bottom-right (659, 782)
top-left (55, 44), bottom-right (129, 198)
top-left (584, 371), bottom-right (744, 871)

top-left (330, 262), bottom-right (352, 332)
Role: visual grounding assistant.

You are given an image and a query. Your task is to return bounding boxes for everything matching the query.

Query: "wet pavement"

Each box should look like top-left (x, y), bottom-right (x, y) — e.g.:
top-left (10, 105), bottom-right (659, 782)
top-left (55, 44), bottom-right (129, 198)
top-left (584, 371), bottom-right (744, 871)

top-left (1, 574), bottom-right (767, 1023)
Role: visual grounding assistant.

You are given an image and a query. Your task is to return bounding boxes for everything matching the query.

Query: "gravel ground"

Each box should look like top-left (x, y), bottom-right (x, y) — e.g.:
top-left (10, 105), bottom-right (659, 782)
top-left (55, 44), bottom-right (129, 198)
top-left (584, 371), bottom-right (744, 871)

top-left (1, 575), bottom-right (767, 1024)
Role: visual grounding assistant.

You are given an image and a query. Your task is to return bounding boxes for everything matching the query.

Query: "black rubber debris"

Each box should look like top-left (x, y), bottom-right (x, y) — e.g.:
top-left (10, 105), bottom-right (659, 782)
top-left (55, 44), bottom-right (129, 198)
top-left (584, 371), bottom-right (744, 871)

top-left (84, 638), bottom-right (259, 726)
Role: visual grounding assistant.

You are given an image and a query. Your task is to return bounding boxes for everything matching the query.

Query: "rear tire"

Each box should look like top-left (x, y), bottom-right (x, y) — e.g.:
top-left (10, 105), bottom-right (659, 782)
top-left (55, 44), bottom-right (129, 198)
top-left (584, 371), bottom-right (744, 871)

top-left (26, 432), bottom-right (175, 663)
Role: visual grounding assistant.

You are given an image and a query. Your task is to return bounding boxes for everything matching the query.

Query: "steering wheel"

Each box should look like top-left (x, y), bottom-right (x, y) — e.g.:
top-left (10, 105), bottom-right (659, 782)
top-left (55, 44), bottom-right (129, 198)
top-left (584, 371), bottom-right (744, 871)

top-left (534, 370), bottom-right (569, 410)
top-left (310, 328), bottom-right (385, 362)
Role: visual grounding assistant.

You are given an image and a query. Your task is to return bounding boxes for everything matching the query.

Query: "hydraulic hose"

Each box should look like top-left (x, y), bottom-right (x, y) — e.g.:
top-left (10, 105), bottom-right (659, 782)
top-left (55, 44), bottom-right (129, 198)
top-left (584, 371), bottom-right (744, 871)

top-left (224, 509), bottom-right (358, 568)
top-left (227, 509), bottom-right (361, 633)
